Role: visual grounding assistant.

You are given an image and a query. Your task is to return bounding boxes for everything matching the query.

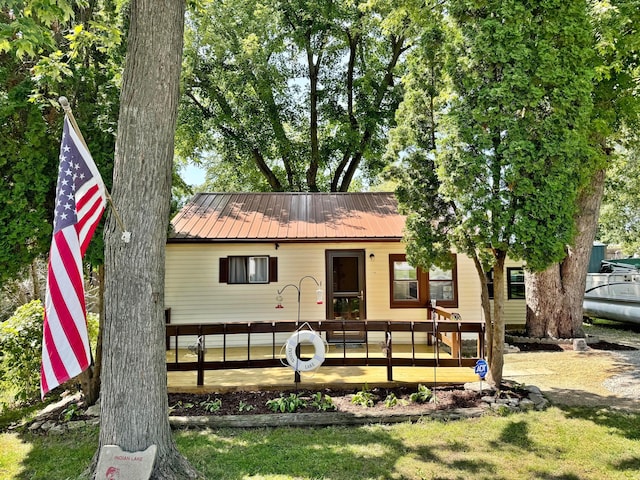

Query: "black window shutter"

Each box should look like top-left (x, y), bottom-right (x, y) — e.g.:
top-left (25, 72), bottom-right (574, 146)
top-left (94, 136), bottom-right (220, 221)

top-left (269, 257), bottom-right (278, 283)
top-left (219, 257), bottom-right (228, 283)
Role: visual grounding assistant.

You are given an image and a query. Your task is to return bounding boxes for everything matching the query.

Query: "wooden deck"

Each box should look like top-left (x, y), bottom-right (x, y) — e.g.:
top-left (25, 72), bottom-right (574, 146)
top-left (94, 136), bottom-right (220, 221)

top-left (165, 312), bottom-right (485, 393)
top-left (167, 344), bottom-right (480, 393)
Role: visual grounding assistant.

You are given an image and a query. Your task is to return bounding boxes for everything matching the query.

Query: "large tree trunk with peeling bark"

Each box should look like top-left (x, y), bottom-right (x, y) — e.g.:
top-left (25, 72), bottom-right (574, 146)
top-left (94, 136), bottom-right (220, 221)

top-left (525, 169), bottom-right (605, 339)
top-left (97, 1), bottom-right (199, 478)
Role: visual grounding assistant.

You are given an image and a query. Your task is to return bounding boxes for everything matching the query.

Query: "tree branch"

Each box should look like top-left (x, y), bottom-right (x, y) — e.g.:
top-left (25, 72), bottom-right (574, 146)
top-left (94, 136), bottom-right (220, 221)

top-left (335, 34), bottom-right (407, 191)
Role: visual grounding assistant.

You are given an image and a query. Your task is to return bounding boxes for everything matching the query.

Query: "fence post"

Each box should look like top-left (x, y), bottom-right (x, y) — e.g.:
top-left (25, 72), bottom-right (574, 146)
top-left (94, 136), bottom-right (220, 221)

top-left (197, 326), bottom-right (204, 386)
top-left (386, 323), bottom-right (393, 381)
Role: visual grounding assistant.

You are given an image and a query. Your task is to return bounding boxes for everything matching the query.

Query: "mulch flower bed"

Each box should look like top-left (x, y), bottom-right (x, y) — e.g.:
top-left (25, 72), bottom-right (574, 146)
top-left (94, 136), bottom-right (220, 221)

top-left (166, 385), bottom-right (518, 418)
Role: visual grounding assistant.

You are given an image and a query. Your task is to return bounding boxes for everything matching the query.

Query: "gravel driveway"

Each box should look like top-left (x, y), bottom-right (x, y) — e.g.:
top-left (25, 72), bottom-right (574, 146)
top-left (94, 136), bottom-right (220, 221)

top-left (503, 321), bottom-right (640, 410)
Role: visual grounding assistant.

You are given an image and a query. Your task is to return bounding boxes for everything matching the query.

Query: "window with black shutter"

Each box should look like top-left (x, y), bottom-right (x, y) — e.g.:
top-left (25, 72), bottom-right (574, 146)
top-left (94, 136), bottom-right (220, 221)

top-left (219, 256), bottom-right (278, 284)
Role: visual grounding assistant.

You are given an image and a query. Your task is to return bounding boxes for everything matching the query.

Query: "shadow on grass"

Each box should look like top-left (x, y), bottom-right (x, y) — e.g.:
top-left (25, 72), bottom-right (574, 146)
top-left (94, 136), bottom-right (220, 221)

top-left (525, 473), bottom-right (581, 480)
top-left (492, 420), bottom-right (535, 450)
top-left (558, 402), bottom-right (640, 441)
top-left (6, 396), bottom-right (640, 479)
top-left (542, 385), bottom-right (639, 414)
top-left (174, 424), bottom-right (510, 480)
top-left (612, 455), bottom-right (640, 473)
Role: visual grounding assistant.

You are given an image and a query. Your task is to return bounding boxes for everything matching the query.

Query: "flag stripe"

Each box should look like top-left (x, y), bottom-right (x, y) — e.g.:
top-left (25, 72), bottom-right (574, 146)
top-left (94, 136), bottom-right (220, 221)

top-left (76, 191), bottom-right (105, 253)
top-left (48, 233), bottom-right (88, 361)
top-left (41, 114), bottom-right (105, 397)
top-left (44, 239), bottom-right (88, 384)
top-left (52, 229), bottom-right (85, 308)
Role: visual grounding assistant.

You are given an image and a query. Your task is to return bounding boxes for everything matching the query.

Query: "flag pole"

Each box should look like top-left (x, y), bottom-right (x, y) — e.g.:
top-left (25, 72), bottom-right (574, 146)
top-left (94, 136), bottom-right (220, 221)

top-left (59, 96), bottom-right (131, 242)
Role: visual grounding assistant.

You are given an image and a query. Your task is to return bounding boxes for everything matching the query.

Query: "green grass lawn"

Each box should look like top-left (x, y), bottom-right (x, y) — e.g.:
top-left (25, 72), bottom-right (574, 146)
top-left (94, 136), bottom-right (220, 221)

top-left (2, 406), bottom-right (639, 479)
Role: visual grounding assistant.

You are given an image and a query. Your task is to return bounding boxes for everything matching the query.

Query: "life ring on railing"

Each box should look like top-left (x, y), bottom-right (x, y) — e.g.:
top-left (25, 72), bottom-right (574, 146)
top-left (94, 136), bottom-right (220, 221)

top-left (284, 330), bottom-right (326, 372)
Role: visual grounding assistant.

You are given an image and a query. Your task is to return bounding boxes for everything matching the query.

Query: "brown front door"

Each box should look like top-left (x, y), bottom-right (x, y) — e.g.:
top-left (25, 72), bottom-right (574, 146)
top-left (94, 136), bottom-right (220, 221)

top-left (326, 250), bottom-right (366, 343)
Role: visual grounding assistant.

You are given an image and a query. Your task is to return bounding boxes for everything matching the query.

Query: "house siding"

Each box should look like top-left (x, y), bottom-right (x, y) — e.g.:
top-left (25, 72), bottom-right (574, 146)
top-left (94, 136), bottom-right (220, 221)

top-left (165, 242), bottom-right (525, 347)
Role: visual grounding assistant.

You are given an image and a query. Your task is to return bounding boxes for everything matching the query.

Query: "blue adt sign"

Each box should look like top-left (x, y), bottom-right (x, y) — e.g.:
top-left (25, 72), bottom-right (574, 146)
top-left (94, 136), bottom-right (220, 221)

top-left (475, 359), bottom-right (488, 379)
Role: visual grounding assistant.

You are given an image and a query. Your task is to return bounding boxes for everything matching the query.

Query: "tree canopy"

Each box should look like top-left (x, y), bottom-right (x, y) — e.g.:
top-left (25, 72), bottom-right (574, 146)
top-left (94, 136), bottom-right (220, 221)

top-left (393, 0), bottom-right (597, 383)
top-left (0, 1), bottom-right (124, 287)
top-left (599, 139), bottom-right (640, 256)
top-left (522, 0), bottom-right (640, 339)
top-left (593, 0), bottom-right (640, 256)
top-left (178, 0), bottom-right (418, 192)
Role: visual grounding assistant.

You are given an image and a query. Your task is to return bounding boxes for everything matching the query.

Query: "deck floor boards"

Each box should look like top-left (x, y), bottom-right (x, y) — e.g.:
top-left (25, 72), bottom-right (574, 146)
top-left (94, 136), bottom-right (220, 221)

top-left (166, 345), bottom-right (479, 393)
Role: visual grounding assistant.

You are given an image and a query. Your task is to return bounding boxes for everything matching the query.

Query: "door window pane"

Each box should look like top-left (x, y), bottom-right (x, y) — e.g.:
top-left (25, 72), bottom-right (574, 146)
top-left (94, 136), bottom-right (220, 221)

top-left (333, 257), bottom-right (359, 292)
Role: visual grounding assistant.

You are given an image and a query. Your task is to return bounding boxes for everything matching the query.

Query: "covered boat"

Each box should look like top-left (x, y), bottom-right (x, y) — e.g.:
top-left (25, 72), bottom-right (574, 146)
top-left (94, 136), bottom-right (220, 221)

top-left (583, 259), bottom-right (640, 325)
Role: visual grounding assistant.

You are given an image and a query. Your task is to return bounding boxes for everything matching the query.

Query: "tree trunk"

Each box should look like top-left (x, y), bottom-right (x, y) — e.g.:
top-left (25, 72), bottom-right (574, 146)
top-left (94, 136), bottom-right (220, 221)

top-left (306, 37), bottom-right (321, 192)
top-left (30, 259), bottom-right (42, 301)
top-left (80, 265), bottom-right (103, 406)
top-left (489, 251), bottom-right (506, 386)
top-left (98, 0), bottom-right (199, 478)
top-left (470, 252), bottom-right (493, 362)
top-left (524, 265), bottom-right (564, 337)
top-left (525, 169), bottom-right (606, 338)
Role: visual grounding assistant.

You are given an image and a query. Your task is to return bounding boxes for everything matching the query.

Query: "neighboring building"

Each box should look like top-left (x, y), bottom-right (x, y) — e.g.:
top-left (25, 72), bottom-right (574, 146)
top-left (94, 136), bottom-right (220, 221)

top-left (164, 192), bottom-right (525, 345)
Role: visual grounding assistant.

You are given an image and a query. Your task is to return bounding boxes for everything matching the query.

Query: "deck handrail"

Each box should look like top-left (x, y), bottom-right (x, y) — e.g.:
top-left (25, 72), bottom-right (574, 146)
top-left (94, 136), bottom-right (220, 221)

top-left (166, 315), bottom-right (485, 386)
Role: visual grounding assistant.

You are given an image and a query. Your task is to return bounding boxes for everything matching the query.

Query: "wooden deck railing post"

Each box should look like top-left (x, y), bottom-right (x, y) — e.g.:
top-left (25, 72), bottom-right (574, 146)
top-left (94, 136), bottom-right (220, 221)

top-left (197, 325), bottom-right (204, 386)
top-left (165, 308), bottom-right (171, 351)
top-left (386, 322), bottom-right (393, 381)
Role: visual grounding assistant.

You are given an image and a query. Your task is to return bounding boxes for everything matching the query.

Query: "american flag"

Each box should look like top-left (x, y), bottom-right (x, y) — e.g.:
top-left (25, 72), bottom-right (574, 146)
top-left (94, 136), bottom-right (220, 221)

top-left (41, 115), bottom-right (106, 397)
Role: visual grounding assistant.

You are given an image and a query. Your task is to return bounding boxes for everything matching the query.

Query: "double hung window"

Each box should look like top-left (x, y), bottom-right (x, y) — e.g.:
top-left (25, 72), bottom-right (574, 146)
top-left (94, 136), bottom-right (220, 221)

top-left (219, 256), bottom-right (277, 284)
top-left (389, 254), bottom-right (458, 308)
top-left (507, 268), bottom-right (525, 299)
top-left (486, 267), bottom-right (525, 300)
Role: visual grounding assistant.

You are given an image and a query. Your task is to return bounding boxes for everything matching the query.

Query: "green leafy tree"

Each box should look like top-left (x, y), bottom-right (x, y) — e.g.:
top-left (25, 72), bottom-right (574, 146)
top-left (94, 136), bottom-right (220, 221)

top-left (0, 4), bottom-right (62, 287)
top-left (1, 1), bottom-right (125, 406)
top-left (394, 0), bottom-right (596, 384)
top-left (524, 0), bottom-right (640, 338)
top-left (599, 139), bottom-right (640, 256)
top-left (178, 0), bottom-right (414, 192)
top-left (0, 2), bottom-right (124, 287)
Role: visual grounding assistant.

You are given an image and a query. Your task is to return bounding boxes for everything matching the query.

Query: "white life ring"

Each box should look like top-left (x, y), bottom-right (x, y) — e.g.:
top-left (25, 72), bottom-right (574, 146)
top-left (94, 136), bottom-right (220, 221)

top-left (284, 330), bottom-right (326, 372)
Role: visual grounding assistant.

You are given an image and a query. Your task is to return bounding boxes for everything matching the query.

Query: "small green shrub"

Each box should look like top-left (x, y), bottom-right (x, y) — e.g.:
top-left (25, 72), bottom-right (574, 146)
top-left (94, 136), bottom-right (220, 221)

top-left (0, 300), bottom-right (99, 406)
top-left (62, 403), bottom-right (81, 422)
top-left (409, 384), bottom-right (433, 403)
top-left (496, 404), bottom-right (514, 416)
top-left (0, 301), bottom-right (47, 403)
top-left (351, 385), bottom-right (374, 407)
top-left (171, 400), bottom-right (194, 411)
top-left (266, 393), bottom-right (307, 413)
top-left (238, 401), bottom-right (254, 412)
top-left (384, 393), bottom-right (399, 408)
top-left (310, 392), bottom-right (336, 411)
top-left (200, 397), bottom-right (222, 413)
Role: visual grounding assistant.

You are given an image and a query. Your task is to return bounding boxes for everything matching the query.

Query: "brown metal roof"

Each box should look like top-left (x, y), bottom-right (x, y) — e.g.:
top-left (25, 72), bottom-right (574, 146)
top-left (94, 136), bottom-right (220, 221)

top-left (168, 192), bottom-right (405, 242)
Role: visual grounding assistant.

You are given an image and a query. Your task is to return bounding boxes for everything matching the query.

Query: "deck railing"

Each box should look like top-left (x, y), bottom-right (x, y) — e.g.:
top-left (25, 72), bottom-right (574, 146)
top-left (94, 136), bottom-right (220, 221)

top-left (165, 307), bottom-right (485, 386)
